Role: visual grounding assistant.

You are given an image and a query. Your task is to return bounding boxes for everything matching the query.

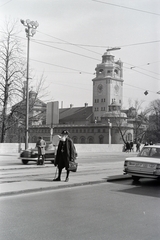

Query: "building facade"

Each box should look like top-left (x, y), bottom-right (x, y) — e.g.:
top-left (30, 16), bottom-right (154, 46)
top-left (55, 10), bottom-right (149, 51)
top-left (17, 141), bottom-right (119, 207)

top-left (6, 51), bottom-right (135, 144)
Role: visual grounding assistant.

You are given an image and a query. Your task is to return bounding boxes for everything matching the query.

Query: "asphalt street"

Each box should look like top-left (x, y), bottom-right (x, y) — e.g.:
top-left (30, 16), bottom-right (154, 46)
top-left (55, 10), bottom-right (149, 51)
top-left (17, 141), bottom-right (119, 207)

top-left (0, 152), bottom-right (159, 240)
top-left (0, 179), bottom-right (159, 240)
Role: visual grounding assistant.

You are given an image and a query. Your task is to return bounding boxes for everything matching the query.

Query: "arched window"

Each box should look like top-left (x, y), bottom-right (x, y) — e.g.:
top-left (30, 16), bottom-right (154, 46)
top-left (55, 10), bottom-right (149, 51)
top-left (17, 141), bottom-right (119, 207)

top-left (99, 135), bottom-right (104, 144)
top-left (72, 137), bottom-right (77, 144)
top-left (80, 136), bottom-right (85, 144)
top-left (88, 137), bottom-right (94, 144)
top-left (114, 69), bottom-right (118, 75)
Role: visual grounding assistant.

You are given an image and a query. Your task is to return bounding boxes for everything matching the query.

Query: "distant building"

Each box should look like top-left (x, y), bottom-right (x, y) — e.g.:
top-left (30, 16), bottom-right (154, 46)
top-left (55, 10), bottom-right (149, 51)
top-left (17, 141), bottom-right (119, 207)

top-left (6, 51), bottom-right (142, 144)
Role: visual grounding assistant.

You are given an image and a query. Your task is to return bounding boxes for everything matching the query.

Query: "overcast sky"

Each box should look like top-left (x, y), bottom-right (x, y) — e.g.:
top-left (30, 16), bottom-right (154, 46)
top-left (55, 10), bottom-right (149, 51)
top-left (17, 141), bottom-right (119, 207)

top-left (1, 0), bottom-right (160, 110)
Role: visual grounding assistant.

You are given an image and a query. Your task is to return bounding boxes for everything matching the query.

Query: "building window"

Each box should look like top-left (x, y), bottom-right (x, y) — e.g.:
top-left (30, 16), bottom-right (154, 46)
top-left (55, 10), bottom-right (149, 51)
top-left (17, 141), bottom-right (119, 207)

top-left (88, 137), bottom-right (94, 143)
top-left (99, 135), bottom-right (104, 144)
top-left (127, 133), bottom-right (132, 141)
top-left (73, 137), bottom-right (77, 143)
top-left (114, 69), bottom-right (118, 75)
top-left (80, 136), bottom-right (85, 144)
top-left (95, 99), bottom-right (99, 103)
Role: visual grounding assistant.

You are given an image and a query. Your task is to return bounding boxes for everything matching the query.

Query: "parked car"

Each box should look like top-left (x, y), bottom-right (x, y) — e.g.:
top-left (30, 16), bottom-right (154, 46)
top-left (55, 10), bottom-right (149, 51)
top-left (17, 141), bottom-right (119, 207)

top-left (19, 143), bottom-right (56, 164)
top-left (124, 145), bottom-right (160, 181)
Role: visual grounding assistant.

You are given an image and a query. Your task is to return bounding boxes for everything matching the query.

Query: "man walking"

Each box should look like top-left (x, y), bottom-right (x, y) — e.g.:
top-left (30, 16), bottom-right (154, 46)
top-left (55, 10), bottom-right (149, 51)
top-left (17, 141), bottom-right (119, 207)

top-left (53, 130), bottom-right (76, 182)
top-left (36, 136), bottom-right (46, 165)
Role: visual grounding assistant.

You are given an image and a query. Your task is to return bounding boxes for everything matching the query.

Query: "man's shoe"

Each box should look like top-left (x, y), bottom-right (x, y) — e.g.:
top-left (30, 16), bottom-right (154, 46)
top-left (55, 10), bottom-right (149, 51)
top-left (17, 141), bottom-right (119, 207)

top-left (53, 178), bottom-right (61, 181)
top-left (65, 178), bottom-right (69, 182)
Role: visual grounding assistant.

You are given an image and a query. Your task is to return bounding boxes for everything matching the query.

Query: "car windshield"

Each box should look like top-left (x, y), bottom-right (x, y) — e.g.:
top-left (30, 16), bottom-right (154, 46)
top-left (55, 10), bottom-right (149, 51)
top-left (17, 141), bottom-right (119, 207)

top-left (139, 147), bottom-right (160, 158)
top-left (45, 143), bottom-right (55, 150)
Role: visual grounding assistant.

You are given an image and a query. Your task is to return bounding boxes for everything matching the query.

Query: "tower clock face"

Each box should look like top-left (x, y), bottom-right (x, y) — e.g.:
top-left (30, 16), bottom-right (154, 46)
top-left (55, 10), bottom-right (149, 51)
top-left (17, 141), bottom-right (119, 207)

top-left (97, 84), bottom-right (103, 94)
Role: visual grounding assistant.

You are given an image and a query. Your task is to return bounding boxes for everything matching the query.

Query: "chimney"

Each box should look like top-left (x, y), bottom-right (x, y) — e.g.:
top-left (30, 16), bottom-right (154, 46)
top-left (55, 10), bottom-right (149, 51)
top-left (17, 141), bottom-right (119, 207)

top-left (70, 104), bottom-right (73, 108)
top-left (84, 103), bottom-right (88, 107)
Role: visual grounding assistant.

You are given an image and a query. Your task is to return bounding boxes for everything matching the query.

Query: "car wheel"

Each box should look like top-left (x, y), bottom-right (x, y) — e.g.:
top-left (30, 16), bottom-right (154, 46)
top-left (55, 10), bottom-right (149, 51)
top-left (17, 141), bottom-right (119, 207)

top-left (22, 159), bottom-right (29, 164)
top-left (132, 176), bottom-right (140, 182)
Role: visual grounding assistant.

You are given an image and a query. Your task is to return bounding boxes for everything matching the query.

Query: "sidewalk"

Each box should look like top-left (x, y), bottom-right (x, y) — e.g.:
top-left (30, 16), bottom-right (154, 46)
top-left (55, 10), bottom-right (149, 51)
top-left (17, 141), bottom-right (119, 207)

top-left (0, 162), bottom-right (132, 197)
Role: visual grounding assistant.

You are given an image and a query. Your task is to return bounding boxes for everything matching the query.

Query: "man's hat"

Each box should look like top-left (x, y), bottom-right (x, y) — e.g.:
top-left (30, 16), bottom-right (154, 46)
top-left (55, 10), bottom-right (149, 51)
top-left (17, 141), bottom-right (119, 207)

top-left (61, 130), bottom-right (69, 135)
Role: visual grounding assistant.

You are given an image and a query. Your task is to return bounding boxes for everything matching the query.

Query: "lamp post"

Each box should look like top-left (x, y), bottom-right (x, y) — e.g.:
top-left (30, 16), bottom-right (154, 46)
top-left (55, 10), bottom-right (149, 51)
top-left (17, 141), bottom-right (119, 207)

top-left (20, 19), bottom-right (39, 149)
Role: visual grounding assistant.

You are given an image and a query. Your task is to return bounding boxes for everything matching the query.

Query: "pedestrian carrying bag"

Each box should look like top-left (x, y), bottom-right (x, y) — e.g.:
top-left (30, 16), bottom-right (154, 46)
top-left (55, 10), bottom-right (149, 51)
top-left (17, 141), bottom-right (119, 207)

top-left (68, 161), bottom-right (78, 172)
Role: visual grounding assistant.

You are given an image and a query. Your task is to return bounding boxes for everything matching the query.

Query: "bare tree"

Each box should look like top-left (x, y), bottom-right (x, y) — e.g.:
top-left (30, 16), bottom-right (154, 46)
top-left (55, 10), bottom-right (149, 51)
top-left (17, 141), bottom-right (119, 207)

top-left (0, 20), bottom-right (25, 142)
top-left (145, 99), bottom-right (160, 143)
top-left (0, 20), bottom-right (50, 143)
top-left (110, 111), bottom-right (132, 144)
top-left (110, 100), bottom-right (149, 145)
top-left (127, 100), bottom-right (149, 143)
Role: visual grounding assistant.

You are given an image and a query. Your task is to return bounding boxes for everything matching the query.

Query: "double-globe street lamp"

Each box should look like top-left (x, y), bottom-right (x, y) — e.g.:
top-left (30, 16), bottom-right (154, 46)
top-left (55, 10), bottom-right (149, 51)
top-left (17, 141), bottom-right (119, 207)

top-left (20, 19), bottom-right (39, 149)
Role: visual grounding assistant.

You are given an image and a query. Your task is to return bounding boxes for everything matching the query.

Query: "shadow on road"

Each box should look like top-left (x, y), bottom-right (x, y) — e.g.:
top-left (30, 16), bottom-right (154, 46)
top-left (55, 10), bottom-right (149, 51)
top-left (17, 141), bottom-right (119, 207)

top-left (111, 179), bottom-right (160, 198)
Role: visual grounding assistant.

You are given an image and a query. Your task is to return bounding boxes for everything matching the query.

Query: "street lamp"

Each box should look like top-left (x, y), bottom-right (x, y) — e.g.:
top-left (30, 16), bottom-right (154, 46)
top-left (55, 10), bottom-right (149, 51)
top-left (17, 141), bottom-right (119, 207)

top-left (20, 19), bottom-right (39, 149)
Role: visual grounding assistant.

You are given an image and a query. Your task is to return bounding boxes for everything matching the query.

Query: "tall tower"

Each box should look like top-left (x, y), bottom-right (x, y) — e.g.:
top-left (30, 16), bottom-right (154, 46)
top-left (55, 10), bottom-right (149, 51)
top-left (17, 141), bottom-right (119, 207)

top-left (92, 50), bottom-right (124, 122)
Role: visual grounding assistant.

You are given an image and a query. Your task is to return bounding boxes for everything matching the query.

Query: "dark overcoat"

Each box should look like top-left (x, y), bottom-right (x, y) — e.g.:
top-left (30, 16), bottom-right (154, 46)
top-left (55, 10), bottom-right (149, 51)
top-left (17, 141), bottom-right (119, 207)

top-left (55, 137), bottom-right (75, 170)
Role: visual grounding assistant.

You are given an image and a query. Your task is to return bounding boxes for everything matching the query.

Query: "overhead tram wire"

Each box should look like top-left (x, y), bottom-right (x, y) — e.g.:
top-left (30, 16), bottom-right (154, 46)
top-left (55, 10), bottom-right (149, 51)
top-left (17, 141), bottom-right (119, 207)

top-left (32, 39), bottom-right (160, 49)
top-left (15, 32), bottom-right (160, 93)
top-left (30, 58), bottom-right (93, 75)
top-left (35, 30), bottom-right (160, 49)
top-left (124, 61), bottom-right (160, 76)
top-left (92, 0), bottom-right (160, 17)
top-left (37, 30), bottom-right (101, 56)
top-left (32, 39), bottom-right (100, 61)
top-left (30, 37), bottom-right (160, 80)
top-left (0, 0), bottom-right (12, 7)
top-left (123, 65), bottom-right (160, 82)
top-left (32, 38), bottom-right (160, 81)
top-left (30, 58), bottom-right (159, 96)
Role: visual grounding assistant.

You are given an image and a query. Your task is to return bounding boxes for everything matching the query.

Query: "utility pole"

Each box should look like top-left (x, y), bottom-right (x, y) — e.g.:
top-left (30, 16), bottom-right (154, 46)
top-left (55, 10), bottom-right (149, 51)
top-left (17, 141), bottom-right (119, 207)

top-left (20, 19), bottom-right (39, 149)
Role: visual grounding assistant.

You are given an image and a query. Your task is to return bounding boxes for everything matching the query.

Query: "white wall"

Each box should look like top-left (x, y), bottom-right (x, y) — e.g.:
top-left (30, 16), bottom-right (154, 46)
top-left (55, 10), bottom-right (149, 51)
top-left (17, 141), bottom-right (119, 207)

top-left (0, 143), bottom-right (124, 154)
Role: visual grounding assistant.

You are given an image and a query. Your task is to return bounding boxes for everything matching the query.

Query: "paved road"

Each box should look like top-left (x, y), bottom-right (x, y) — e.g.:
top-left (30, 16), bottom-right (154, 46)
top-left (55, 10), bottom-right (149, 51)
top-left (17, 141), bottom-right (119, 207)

top-left (0, 152), bottom-right (136, 196)
top-left (0, 179), bottom-right (159, 240)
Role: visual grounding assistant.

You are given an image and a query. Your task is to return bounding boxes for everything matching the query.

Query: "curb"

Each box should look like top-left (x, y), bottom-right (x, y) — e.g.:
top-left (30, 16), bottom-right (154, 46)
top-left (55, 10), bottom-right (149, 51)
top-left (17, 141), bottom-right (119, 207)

top-left (0, 179), bottom-right (107, 197)
top-left (107, 174), bottom-right (132, 182)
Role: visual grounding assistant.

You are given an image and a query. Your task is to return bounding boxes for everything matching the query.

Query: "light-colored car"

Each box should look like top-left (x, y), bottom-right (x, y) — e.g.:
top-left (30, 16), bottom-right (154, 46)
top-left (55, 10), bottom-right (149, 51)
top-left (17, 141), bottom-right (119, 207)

top-left (19, 143), bottom-right (56, 164)
top-left (124, 145), bottom-right (160, 181)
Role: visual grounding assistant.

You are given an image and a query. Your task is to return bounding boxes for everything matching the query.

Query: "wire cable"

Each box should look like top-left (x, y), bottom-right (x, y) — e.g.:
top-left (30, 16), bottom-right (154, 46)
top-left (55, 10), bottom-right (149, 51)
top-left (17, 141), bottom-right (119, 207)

top-left (30, 58), bottom-right (93, 75)
top-left (32, 39), bottom-right (100, 61)
top-left (92, 0), bottom-right (160, 16)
